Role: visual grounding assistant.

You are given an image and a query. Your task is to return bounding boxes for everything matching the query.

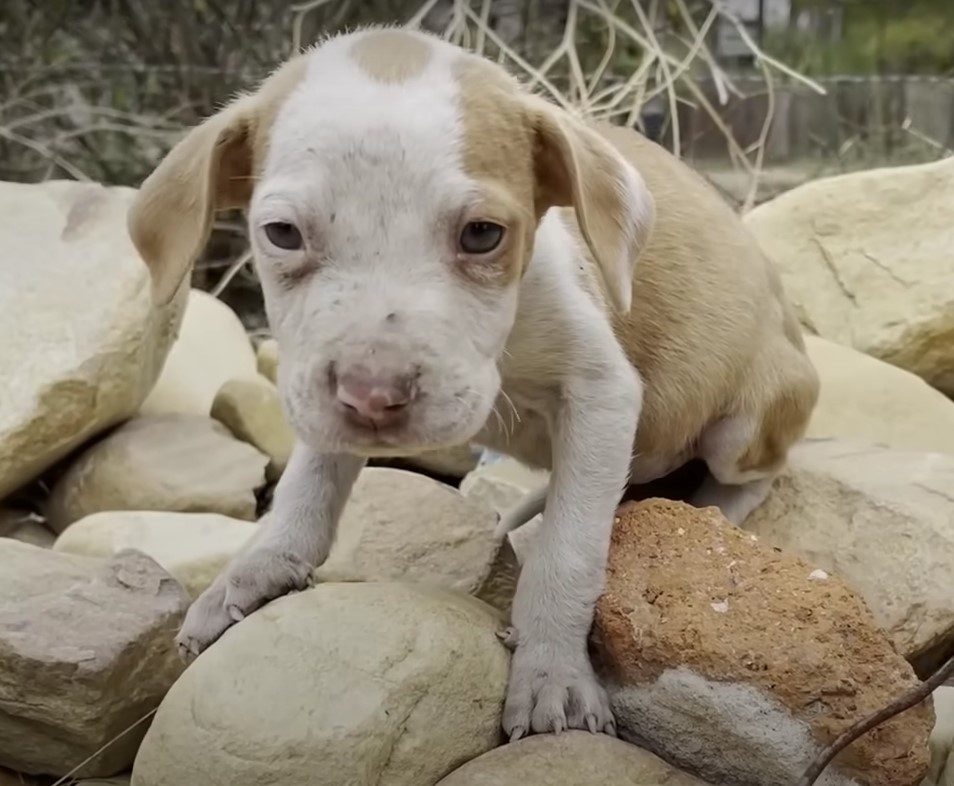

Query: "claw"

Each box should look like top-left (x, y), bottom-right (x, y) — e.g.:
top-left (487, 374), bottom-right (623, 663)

top-left (605, 719), bottom-right (618, 737)
top-left (585, 713), bottom-right (598, 734)
top-left (509, 725), bottom-right (526, 742)
top-left (227, 605), bottom-right (246, 623)
top-left (496, 626), bottom-right (519, 651)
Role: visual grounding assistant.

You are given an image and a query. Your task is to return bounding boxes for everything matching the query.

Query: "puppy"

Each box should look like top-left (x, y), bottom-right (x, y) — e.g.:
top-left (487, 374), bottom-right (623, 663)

top-left (127, 25), bottom-right (819, 740)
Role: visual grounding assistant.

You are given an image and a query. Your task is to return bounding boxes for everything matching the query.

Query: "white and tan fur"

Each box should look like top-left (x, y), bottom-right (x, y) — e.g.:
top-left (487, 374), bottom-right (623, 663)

top-left (128, 26), bottom-right (819, 740)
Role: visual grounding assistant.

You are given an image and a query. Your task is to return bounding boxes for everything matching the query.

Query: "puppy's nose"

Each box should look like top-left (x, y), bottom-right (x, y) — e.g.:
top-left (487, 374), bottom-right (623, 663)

top-left (334, 365), bottom-right (416, 429)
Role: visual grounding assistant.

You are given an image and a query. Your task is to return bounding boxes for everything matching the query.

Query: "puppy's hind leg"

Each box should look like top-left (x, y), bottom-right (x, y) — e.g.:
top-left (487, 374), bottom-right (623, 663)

top-left (688, 413), bottom-right (780, 526)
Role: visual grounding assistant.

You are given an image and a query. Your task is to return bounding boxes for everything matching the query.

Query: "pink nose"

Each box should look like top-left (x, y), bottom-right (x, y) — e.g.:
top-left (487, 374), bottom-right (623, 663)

top-left (334, 365), bottom-right (416, 429)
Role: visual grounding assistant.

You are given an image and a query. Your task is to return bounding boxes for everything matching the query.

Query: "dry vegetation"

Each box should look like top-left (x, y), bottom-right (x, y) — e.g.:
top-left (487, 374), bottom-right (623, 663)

top-left (1, 0), bottom-right (833, 327)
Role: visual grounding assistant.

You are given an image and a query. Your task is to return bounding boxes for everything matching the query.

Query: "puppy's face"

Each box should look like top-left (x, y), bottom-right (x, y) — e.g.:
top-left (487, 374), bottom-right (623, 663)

top-left (128, 28), bottom-right (653, 457)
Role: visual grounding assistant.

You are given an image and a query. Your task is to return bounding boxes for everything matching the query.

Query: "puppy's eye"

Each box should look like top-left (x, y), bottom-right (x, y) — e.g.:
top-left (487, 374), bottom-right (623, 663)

top-left (264, 221), bottom-right (303, 250)
top-left (459, 221), bottom-right (505, 255)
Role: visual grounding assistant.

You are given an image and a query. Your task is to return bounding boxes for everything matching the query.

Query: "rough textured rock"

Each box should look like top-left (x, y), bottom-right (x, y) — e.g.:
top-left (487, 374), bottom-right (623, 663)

top-left (593, 498), bottom-right (933, 786)
top-left (0, 179), bottom-right (185, 500)
top-left (744, 438), bottom-right (954, 661)
top-left (0, 541), bottom-right (189, 777)
top-left (804, 335), bottom-right (954, 455)
top-left (131, 583), bottom-right (509, 786)
top-left (44, 415), bottom-right (269, 534)
top-left (139, 289), bottom-right (257, 417)
top-left (924, 687), bottom-right (954, 786)
top-left (255, 338), bottom-right (279, 384)
top-left (435, 732), bottom-right (708, 785)
top-left (53, 511), bottom-right (258, 598)
top-left (210, 375), bottom-right (294, 481)
top-left (744, 157), bottom-right (954, 395)
top-left (315, 468), bottom-right (501, 597)
top-left (78, 779), bottom-right (131, 786)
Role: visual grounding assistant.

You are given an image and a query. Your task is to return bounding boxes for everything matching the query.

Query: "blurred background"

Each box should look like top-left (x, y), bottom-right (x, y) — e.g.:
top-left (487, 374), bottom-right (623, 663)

top-left (3, 0), bottom-right (952, 327)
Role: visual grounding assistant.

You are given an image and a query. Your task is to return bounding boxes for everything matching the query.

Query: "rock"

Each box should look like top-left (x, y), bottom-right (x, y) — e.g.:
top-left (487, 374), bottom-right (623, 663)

top-left (744, 438), bottom-right (954, 662)
top-left (434, 732), bottom-right (708, 785)
top-left (0, 541), bottom-right (189, 777)
top-left (210, 375), bottom-right (294, 481)
top-left (315, 468), bottom-right (501, 598)
top-left (78, 779), bottom-right (131, 786)
top-left (0, 509), bottom-right (55, 548)
top-left (460, 456), bottom-right (549, 517)
top-left (744, 157), bottom-right (954, 395)
top-left (0, 179), bottom-right (185, 500)
top-left (594, 498), bottom-right (933, 786)
top-left (804, 335), bottom-right (954, 455)
top-left (131, 583), bottom-right (509, 786)
top-left (44, 415), bottom-right (268, 534)
top-left (139, 289), bottom-right (257, 416)
top-left (925, 686), bottom-right (954, 786)
top-left (53, 511), bottom-right (258, 598)
top-left (255, 338), bottom-right (279, 384)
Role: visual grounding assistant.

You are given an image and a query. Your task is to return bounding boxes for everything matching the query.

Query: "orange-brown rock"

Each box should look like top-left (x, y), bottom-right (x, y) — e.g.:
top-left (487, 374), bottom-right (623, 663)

top-left (593, 498), bottom-right (933, 786)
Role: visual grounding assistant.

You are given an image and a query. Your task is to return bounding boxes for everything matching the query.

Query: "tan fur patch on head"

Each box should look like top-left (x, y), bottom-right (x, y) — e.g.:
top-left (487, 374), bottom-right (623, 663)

top-left (349, 29), bottom-right (432, 84)
top-left (452, 58), bottom-right (537, 284)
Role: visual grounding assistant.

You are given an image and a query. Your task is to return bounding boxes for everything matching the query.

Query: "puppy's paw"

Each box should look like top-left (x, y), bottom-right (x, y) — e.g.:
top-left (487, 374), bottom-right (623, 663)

top-left (175, 579), bottom-right (234, 664)
top-left (222, 547), bottom-right (314, 623)
top-left (502, 645), bottom-right (615, 740)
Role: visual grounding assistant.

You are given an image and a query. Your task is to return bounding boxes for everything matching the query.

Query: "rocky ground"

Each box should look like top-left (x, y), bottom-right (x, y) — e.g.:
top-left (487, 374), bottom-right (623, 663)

top-left (1, 155), bottom-right (954, 785)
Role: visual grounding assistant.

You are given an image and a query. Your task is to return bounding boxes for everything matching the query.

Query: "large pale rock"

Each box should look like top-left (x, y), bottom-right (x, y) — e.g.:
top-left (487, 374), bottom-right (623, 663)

top-left (745, 438), bottom-right (954, 661)
top-left (594, 498), bottom-right (933, 786)
top-left (45, 415), bottom-right (268, 533)
top-left (0, 541), bottom-right (189, 777)
top-left (53, 511), bottom-right (258, 597)
top-left (315, 468), bottom-right (500, 597)
top-left (435, 732), bottom-right (708, 785)
top-left (744, 157), bottom-right (954, 394)
top-left (0, 180), bottom-right (185, 500)
top-left (131, 583), bottom-right (509, 786)
top-left (924, 687), bottom-right (954, 786)
top-left (210, 375), bottom-right (294, 480)
top-left (139, 289), bottom-right (257, 417)
top-left (805, 335), bottom-right (954, 455)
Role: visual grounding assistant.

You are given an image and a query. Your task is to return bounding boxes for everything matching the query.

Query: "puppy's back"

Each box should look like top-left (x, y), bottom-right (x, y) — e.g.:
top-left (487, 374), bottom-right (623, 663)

top-left (574, 122), bottom-right (814, 464)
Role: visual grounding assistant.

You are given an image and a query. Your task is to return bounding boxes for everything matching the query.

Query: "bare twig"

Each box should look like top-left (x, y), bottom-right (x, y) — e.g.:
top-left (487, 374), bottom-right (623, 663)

top-left (796, 653), bottom-right (954, 786)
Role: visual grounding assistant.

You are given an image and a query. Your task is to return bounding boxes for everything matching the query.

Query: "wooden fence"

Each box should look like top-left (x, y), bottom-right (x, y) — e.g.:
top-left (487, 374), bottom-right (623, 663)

top-left (663, 74), bottom-right (954, 164)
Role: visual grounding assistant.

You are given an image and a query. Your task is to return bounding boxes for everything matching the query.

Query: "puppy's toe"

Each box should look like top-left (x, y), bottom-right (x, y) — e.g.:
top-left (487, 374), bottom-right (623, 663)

top-left (223, 547), bottom-right (314, 620)
top-left (503, 644), bottom-right (615, 739)
top-left (176, 580), bottom-right (234, 663)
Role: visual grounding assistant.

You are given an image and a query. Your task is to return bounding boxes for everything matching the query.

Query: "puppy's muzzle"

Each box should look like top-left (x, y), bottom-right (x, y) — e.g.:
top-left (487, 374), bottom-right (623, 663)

top-left (332, 362), bottom-right (419, 430)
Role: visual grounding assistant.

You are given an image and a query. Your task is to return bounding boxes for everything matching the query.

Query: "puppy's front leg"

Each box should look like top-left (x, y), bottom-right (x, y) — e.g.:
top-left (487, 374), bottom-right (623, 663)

top-left (503, 368), bottom-right (642, 739)
top-left (176, 443), bottom-right (365, 660)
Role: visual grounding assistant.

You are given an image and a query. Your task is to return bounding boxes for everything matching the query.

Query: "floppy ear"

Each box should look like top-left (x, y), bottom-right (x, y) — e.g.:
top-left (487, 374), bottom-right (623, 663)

top-left (127, 96), bottom-right (258, 305)
top-left (528, 101), bottom-right (654, 313)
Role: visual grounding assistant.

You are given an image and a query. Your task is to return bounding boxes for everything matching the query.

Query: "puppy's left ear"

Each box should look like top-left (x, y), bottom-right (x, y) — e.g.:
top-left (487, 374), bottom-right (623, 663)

top-left (527, 99), bottom-right (655, 313)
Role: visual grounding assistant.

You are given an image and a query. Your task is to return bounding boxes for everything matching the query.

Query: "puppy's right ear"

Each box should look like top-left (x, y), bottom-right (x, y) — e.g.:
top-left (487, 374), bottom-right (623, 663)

top-left (127, 95), bottom-right (258, 305)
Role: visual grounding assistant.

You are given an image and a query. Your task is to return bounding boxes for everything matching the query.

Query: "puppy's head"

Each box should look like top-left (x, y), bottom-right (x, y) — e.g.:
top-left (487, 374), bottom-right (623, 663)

top-left (128, 27), bottom-right (653, 457)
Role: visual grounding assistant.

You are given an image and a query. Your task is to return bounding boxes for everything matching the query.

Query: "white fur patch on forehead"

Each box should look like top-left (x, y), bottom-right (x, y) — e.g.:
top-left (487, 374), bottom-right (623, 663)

top-left (259, 27), bottom-right (471, 195)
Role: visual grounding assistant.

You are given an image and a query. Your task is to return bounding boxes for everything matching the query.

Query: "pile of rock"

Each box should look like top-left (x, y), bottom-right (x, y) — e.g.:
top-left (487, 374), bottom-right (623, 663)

top-left (2, 157), bottom-right (954, 785)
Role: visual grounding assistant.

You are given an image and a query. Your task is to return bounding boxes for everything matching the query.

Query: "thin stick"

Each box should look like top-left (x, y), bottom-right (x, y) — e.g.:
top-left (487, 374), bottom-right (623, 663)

top-left (796, 653), bottom-right (954, 786)
top-left (50, 708), bottom-right (158, 786)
